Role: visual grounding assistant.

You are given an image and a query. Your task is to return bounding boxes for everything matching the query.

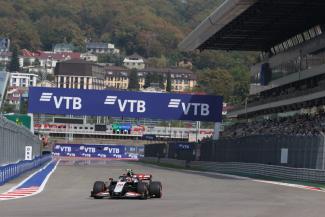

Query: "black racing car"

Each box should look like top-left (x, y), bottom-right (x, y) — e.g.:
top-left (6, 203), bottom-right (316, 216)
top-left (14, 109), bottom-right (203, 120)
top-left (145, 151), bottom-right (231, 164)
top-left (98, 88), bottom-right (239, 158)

top-left (90, 169), bottom-right (162, 200)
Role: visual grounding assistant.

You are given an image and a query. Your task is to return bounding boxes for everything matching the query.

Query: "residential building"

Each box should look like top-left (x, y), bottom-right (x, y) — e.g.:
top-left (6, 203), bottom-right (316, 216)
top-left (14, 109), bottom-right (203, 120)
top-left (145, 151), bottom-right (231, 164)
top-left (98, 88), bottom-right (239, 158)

top-left (139, 68), bottom-right (197, 92)
top-left (81, 52), bottom-right (98, 62)
top-left (53, 43), bottom-right (74, 53)
top-left (123, 53), bottom-right (145, 70)
top-left (104, 66), bottom-right (197, 92)
top-left (86, 42), bottom-right (120, 54)
top-left (54, 59), bottom-right (105, 90)
top-left (105, 66), bottom-right (129, 89)
top-left (9, 72), bottom-right (38, 88)
top-left (0, 51), bottom-right (11, 67)
top-left (37, 80), bottom-right (55, 88)
top-left (178, 59), bottom-right (193, 69)
top-left (6, 87), bottom-right (27, 105)
top-left (0, 38), bottom-right (10, 52)
top-left (27, 66), bottom-right (47, 76)
top-left (20, 49), bottom-right (81, 74)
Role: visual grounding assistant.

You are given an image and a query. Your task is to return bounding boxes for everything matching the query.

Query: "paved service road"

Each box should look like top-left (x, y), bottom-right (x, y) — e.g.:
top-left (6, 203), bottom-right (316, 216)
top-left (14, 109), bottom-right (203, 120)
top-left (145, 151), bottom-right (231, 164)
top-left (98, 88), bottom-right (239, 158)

top-left (0, 160), bottom-right (324, 217)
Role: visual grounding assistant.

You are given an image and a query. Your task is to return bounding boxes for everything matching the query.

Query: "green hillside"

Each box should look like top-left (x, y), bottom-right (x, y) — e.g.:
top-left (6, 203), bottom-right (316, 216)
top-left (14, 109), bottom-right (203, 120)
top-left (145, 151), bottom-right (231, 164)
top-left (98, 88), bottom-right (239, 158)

top-left (0, 0), bottom-right (257, 103)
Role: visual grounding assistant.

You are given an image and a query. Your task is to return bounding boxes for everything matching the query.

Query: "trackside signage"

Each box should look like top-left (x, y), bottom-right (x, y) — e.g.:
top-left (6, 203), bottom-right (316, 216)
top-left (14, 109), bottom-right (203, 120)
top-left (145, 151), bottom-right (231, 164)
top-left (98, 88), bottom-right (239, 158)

top-left (28, 87), bottom-right (223, 122)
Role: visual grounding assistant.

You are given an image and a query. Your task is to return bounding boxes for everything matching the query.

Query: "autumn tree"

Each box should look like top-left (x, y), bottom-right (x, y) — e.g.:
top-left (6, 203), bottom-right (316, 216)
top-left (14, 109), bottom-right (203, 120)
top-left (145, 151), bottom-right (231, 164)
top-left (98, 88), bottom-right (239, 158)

top-left (196, 68), bottom-right (234, 101)
top-left (144, 72), bottom-right (164, 89)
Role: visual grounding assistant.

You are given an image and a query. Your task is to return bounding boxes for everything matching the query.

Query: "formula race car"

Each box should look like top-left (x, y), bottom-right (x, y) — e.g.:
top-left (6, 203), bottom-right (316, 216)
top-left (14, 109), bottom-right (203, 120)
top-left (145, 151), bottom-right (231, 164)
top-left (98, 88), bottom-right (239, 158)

top-left (90, 169), bottom-right (162, 200)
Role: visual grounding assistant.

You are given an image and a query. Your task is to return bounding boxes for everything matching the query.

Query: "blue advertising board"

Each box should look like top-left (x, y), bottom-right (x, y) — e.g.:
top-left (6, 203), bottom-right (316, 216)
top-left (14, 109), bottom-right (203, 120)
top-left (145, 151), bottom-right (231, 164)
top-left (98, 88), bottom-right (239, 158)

top-left (52, 144), bottom-right (143, 159)
top-left (53, 144), bottom-right (125, 159)
top-left (176, 143), bottom-right (193, 150)
top-left (28, 87), bottom-right (223, 122)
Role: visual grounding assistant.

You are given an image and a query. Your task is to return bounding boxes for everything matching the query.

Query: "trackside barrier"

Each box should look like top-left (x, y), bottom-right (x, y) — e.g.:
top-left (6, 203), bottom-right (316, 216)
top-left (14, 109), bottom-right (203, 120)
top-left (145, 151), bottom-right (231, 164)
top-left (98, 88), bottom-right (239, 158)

top-left (199, 135), bottom-right (325, 169)
top-left (0, 154), bottom-right (52, 186)
top-left (141, 157), bottom-right (187, 168)
top-left (0, 116), bottom-right (41, 166)
top-left (52, 144), bottom-right (144, 160)
top-left (141, 157), bottom-right (325, 183)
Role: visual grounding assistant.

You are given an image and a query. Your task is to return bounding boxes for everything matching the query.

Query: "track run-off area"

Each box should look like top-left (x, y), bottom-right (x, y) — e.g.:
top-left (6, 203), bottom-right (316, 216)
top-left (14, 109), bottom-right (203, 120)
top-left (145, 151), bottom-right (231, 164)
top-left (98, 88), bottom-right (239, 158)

top-left (0, 160), bottom-right (324, 217)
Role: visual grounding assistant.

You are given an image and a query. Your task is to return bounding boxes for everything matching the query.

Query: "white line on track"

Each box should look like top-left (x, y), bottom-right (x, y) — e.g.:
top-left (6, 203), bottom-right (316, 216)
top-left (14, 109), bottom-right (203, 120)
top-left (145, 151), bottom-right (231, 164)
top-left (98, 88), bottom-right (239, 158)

top-left (253, 179), bottom-right (325, 193)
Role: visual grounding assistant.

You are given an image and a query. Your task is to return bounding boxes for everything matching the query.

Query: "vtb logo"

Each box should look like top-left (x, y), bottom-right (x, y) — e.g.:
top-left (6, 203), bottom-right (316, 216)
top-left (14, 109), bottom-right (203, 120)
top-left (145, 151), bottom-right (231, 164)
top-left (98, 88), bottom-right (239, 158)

top-left (168, 98), bottom-right (210, 116)
top-left (104, 96), bottom-right (145, 113)
top-left (39, 92), bottom-right (82, 110)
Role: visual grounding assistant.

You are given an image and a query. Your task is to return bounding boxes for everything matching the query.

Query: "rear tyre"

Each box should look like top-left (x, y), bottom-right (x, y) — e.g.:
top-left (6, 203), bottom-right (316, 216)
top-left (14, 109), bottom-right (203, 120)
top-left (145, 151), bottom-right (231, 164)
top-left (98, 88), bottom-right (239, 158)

top-left (137, 182), bottom-right (148, 200)
top-left (93, 181), bottom-right (106, 199)
top-left (149, 181), bottom-right (162, 198)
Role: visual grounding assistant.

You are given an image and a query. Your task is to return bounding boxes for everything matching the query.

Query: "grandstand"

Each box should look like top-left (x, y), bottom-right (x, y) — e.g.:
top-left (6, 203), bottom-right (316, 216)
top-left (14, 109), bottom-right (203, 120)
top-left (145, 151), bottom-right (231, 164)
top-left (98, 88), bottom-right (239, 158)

top-left (179, 0), bottom-right (325, 169)
top-left (180, 0), bottom-right (325, 122)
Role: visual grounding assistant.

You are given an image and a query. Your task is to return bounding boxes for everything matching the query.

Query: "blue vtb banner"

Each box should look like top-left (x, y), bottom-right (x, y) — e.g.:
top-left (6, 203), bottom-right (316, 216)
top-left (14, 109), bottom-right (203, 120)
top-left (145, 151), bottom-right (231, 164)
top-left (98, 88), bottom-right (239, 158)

top-left (53, 144), bottom-right (137, 159)
top-left (28, 87), bottom-right (223, 122)
top-left (176, 143), bottom-right (193, 150)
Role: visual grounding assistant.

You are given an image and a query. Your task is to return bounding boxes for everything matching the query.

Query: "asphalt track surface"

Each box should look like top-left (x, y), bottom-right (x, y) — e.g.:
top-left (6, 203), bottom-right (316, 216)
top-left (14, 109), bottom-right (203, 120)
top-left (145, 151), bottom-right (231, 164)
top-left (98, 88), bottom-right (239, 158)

top-left (1, 160), bottom-right (325, 217)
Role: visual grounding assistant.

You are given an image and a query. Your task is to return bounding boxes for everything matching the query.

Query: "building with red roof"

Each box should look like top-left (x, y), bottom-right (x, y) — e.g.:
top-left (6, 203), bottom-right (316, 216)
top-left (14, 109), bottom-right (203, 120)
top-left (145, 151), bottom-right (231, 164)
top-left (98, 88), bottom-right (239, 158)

top-left (19, 49), bottom-right (81, 74)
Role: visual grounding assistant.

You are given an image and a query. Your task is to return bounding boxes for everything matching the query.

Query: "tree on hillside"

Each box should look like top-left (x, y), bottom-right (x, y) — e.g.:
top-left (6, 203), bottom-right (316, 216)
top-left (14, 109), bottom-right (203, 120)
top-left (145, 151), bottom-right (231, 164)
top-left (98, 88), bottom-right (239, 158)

top-left (232, 81), bottom-right (249, 104)
top-left (143, 73), bottom-right (152, 89)
top-left (156, 73), bottom-right (165, 89)
top-left (229, 65), bottom-right (250, 104)
top-left (147, 56), bottom-right (168, 68)
top-left (196, 68), bottom-right (234, 101)
top-left (2, 101), bottom-right (16, 113)
top-left (128, 69), bottom-right (139, 90)
top-left (166, 71), bottom-right (172, 92)
top-left (34, 58), bottom-right (41, 66)
top-left (0, 0), bottom-right (255, 103)
top-left (8, 46), bottom-right (20, 72)
top-left (98, 54), bottom-right (123, 65)
top-left (143, 72), bottom-right (164, 89)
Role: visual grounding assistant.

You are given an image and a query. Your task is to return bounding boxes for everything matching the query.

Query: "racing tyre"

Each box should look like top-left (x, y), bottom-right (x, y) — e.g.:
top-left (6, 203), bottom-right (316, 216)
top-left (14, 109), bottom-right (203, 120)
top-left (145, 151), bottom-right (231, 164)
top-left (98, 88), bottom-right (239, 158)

top-left (93, 181), bottom-right (106, 199)
top-left (137, 182), bottom-right (148, 200)
top-left (149, 181), bottom-right (162, 198)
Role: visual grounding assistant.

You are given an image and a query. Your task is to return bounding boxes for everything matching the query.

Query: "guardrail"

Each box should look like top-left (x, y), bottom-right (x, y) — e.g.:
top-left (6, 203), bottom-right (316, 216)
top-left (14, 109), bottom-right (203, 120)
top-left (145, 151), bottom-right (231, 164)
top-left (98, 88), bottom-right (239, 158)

top-left (0, 154), bottom-right (52, 185)
top-left (141, 157), bottom-right (325, 183)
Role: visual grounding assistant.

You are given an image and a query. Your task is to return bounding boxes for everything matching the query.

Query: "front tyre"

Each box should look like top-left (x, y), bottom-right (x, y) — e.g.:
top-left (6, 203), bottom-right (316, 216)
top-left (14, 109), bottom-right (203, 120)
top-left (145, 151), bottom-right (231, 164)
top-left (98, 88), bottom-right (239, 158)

top-left (137, 182), bottom-right (148, 200)
top-left (149, 181), bottom-right (162, 198)
top-left (93, 181), bottom-right (106, 199)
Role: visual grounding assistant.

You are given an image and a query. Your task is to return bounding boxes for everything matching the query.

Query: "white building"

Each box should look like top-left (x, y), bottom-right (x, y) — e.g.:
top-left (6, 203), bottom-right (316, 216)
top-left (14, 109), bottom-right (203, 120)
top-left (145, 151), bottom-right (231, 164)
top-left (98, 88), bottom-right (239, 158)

top-left (123, 53), bottom-right (145, 70)
top-left (20, 49), bottom-right (81, 74)
top-left (80, 53), bottom-right (98, 62)
top-left (9, 72), bottom-right (38, 88)
top-left (86, 42), bottom-right (120, 54)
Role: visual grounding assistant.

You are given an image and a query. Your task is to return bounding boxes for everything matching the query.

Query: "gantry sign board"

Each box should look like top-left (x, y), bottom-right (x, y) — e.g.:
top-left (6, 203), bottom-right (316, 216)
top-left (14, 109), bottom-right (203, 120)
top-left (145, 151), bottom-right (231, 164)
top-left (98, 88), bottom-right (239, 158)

top-left (28, 87), bottom-right (223, 122)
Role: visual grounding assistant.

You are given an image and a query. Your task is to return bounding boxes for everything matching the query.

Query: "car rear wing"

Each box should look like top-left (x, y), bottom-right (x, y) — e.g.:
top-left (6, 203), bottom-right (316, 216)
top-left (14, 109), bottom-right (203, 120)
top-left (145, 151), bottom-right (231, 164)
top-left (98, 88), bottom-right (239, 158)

top-left (133, 174), bottom-right (152, 180)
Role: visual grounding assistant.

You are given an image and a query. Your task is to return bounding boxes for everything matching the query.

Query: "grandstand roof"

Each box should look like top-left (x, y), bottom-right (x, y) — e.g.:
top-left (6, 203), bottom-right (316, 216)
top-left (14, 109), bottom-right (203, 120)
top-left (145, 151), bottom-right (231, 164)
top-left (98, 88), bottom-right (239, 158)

top-left (179, 0), bottom-right (325, 51)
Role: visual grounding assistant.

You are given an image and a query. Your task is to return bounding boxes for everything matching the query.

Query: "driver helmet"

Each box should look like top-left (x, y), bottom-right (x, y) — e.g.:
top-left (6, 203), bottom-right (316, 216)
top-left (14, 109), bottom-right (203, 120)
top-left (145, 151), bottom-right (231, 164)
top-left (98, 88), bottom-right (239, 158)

top-left (126, 169), bottom-right (134, 177)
